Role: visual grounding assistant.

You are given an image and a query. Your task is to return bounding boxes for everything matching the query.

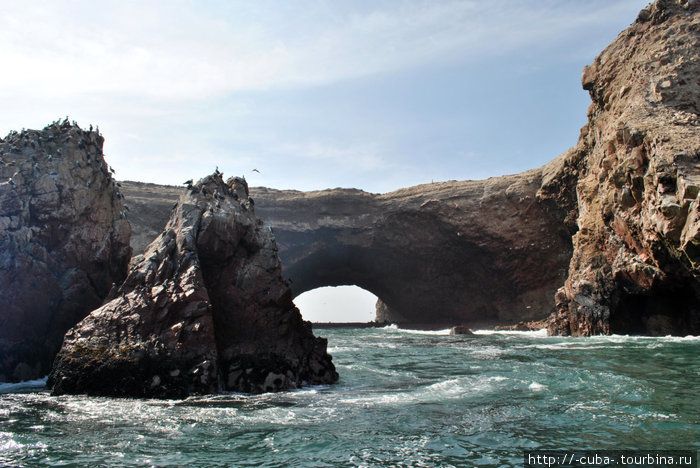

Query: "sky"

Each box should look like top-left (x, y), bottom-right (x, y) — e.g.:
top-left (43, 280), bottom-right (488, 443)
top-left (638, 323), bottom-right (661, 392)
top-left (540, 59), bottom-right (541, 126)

top-left (0, 0), bottom-right (649, 322)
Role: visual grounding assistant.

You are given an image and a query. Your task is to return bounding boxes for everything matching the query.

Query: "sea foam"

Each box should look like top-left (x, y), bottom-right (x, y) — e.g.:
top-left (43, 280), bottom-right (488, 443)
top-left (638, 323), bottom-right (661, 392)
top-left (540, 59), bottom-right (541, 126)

top-left (0, 377), bottom-right (47, 394)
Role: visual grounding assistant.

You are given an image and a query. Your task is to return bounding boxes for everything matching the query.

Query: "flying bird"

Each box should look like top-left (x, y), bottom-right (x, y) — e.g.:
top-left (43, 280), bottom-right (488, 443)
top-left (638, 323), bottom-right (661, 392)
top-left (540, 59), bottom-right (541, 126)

top-left (252, 168), bottom-right (260, 173)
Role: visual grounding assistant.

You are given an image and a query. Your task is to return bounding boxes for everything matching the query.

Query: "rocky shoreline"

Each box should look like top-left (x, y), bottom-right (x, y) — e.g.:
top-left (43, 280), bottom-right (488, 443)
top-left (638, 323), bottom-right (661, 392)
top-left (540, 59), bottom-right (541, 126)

top-left (0, 0), bottom-right (698, 391)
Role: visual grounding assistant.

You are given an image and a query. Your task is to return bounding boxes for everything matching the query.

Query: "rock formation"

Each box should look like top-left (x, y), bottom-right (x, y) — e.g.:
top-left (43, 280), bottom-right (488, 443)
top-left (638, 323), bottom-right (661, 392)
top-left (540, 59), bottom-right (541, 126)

top-left (121, 181), bottom-right (182, 256)
top-left (0, 120), bottom-right (131, 382)
top-left (546, 0), bottom-right (700, 336)
top-left (123, 164), bottom-right (575, 329)
top-left (119, 0), bottom-right (700, 336)
top-left (449, 326), bottom-right (474, 336)
top-left (49, 173), bottom-right (338, 398)
top-left (252, 176), bottom-right (576, 328)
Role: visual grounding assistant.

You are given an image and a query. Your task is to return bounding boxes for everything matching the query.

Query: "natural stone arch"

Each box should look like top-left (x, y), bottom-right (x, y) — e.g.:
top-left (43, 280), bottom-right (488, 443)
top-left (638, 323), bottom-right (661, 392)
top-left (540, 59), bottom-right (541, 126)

top-left (252, 160), bottom-right (575, 327)
top-left (122, 158), bottom-right (575, 328)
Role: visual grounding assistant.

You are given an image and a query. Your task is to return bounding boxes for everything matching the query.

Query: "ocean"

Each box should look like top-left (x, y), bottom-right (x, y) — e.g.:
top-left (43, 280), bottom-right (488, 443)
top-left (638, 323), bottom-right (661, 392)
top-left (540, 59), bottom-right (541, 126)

top-left (1, 327), bottom-right (698, 467)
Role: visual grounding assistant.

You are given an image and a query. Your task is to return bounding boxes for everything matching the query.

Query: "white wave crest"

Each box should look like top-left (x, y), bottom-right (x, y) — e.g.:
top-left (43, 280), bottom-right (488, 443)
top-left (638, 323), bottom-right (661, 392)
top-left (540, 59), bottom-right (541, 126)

top-left (472, 329), bottom-right (548, 337)
top-left (400, 328), bottom-right (452, 336)
top-left (529, 382), bottom-right (546, 392)
top-left (0, 376), bottom-right (48, 394)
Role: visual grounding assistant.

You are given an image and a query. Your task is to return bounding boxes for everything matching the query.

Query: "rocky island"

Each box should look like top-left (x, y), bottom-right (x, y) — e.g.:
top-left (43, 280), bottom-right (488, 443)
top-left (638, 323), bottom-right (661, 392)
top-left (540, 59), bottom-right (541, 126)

top-left (48, 173), bottom-right (338, 397)
top-left (545, 0), bottom-right (700, 335)
top-left (0, 120), bottom-right (131, 382)
top-left (0, 0), bottom-right (698, 390)
top-left (122, 0), bottom-right (700, 336)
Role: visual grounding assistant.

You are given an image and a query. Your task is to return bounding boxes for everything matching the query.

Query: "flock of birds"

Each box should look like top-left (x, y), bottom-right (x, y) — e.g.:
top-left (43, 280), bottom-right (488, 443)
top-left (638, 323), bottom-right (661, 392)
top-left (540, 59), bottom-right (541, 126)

top-left (182, 167), bottom-right (261, 209)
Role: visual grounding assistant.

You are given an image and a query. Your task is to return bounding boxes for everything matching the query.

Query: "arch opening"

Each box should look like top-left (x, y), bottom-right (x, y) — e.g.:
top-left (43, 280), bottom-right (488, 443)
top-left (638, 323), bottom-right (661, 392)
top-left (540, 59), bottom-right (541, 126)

top-left (295, 285), bottom-right (378, 324)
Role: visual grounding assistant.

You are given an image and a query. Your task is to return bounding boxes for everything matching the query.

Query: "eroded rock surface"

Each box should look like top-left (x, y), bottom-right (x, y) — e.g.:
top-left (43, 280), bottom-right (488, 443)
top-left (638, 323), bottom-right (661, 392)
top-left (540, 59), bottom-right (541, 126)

top-left (0, 120), bottom-right (131, 382)
top-left (49, 173), bottom-right (338, 398)
top-left (546, 0), bottom-right (700, 336)
top-left (252, 173), bottom-right (575, 328)
top-left (123, 164), bottom-right (575, 329)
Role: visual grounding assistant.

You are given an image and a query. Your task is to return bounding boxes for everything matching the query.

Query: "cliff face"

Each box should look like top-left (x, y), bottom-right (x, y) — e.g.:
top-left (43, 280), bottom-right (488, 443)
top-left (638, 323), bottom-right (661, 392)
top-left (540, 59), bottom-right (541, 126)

top-left (49, 173), bottom-right (337, 398)
top-left (253, 172), bottom-right (575, 328)
top-left (123, 165), bottom-right (575, 328)
top-left (547, 0), bottom-right (700, 336)
top-left (0, 121), bottom-right (131, 382)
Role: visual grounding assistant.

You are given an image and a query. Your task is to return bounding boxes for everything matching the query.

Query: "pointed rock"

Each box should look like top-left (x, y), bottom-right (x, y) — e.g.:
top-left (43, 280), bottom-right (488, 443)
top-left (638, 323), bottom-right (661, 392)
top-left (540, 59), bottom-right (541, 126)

top-left (49, 172), bottom-right (338, 398)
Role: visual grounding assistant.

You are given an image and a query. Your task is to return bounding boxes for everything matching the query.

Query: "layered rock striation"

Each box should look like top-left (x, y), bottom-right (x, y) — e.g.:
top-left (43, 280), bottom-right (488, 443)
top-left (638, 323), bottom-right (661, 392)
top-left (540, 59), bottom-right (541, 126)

top-left (49, 173), bottom-right (338, 398)
top-left (546, 0), bottom-right (700, 336)
top-left (0, 120), bottom-right (131, 382)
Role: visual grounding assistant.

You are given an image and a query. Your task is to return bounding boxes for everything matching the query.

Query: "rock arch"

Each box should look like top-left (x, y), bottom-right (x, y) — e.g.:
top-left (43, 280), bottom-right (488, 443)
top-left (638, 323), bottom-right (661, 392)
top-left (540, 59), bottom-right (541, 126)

top-left (251, 161), bottom-right (576, 327)
top-left (122, 156), bottom-right (577, 328)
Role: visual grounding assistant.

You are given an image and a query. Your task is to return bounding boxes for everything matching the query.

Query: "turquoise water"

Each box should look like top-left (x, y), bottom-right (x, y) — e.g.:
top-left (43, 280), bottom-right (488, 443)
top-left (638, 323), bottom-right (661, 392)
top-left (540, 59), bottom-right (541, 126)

top-left (1, 327), bottom-right (698, 467)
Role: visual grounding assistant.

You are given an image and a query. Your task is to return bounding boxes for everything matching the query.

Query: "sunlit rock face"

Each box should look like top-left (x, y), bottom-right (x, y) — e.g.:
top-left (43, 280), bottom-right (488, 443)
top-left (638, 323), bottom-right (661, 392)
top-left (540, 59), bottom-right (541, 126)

top-left (49, 173), bottom-right (338, 398)
top-left (0, 120), bottom-right (131, 382)
top-left (546, 0), bottom-right (700, 336)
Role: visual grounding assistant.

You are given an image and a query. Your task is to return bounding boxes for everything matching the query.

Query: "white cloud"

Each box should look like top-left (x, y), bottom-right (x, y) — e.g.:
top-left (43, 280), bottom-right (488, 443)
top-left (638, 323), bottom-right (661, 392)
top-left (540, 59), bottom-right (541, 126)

top-left (0, 0), bottom-right (649, 194)
top-left (0, 0), bottom-right (646, 102)
top-left (274, 140), bottom-right (391, 171)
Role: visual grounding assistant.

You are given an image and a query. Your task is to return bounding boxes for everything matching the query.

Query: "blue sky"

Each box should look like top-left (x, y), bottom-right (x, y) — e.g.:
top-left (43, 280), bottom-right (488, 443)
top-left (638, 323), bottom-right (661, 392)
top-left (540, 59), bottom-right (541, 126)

top-left (0, 0), bottom-right (649, 321)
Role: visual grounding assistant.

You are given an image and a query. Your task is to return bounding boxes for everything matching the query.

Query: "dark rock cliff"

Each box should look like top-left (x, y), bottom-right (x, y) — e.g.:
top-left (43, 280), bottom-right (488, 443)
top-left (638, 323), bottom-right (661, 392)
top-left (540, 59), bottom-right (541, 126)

top-left (123, 169), bottom-right (575, 329)
top-left (49, 173), bottom-right (338, 398)
top-left (0, 120), bottom-right (131, 382)
top-left (252, 173), bottom-right (575, 328)
top-left (546, 0), bottom-right (700, 336)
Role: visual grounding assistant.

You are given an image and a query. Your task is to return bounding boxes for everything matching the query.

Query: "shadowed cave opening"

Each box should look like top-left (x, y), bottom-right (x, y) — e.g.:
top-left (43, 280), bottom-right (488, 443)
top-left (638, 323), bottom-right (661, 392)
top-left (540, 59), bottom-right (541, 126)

top-left (611, 287), bottom-right (700, 336)
top-left (295, 285), bottom-right (378, 323)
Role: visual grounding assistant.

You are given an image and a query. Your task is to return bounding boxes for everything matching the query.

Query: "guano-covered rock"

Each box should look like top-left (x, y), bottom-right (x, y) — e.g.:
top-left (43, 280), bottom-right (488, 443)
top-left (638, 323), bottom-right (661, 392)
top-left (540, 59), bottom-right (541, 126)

top-left (0, 120), bottom-right (131, 382)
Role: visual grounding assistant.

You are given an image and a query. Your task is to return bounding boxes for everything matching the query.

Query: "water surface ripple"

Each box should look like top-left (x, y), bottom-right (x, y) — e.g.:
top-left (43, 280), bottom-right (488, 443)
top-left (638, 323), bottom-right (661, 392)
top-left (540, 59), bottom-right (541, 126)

top-left (1, 327), bottom-right (698, 467)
